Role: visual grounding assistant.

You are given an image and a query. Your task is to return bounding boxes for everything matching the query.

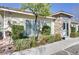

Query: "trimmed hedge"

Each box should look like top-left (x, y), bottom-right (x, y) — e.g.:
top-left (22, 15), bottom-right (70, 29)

top-left (12, 25), bottom-right (24, 40)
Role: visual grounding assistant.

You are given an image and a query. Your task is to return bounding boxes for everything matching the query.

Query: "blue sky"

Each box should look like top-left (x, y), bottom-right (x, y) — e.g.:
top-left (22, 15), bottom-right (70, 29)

top-left (0, 3), bottom-right (79, 19)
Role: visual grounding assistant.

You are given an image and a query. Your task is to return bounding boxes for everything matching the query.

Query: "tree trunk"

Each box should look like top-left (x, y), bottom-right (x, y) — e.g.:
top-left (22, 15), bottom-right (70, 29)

top-left (34, 15), bottom-right (39, 41)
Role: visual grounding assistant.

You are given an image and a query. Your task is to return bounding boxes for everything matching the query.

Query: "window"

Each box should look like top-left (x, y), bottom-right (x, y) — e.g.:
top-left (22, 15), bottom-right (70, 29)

top-left (32, 20), bottom-right (40, 34)
top-left (67, 23), bottom-right (68, 30)
top-left (26, 20), bottom-right (31, 35)
top-left (25, 20), bottom-right (41, 36)
top-left (63, 23), bottom-right (65, 30)
top-left (0, 22), bottom-right (3, 32)
top-left (0, 22), bottom-right (3, 40)
top-left (0, 32), bottom-right (3, 40)
top-left (0, 15), bottom-right (3, 39)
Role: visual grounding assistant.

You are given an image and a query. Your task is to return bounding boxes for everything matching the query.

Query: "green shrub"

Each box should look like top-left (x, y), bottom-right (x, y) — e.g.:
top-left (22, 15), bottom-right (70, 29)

top-left (30, 37), bottom-right (37, 47)
top-left (38, 35), bottom-right (54, 45)
top-left (54, 33), bottom-right (62, 42)
top-left (70, 27), bottom-right (78, 37)
top-left (39, 35), bottom-right (48, 45)
top-left (13, 34), bottom-right (62, 51)
top-left (14, 37), bottom-right (37, 51)
top-left (14, 39), bottom-right (31, 51)
top-left (70, 32), bottom-right (77, 37)
top-left (47, 35), bottom-right (54, 43)
top-left (38, 34), bottom-right (61, 44)
top-left (12, 25), bottom-right (24, 40)
top-left (70, 31), bottom-right (79, 37)
top-left (77, 32), bottom-right (79, 37)
top-left (41, 25), bottom-right (51, 35)
top-left (71, 27), bottom-right (76, 32)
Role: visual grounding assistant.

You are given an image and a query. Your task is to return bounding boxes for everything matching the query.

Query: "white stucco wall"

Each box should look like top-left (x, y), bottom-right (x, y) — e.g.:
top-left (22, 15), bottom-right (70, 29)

top-left (76, 25), bottom-right (78, 32)
top-left (0, 14), bottom-right (4, 31)
top-left (3, 12), bottom-right (54, 37)
top-left (71, 23), bottom-right (79, 32)
top-left (51, 20), bottom-right (54, 35)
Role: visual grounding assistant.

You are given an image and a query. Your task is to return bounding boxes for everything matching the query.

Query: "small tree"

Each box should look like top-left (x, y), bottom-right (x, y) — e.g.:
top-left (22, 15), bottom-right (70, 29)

top-left (21, 3), bottom-right (51, 40)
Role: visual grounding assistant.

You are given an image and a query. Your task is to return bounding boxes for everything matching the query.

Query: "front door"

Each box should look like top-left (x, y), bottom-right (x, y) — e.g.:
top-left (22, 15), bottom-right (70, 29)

top-left (62, 22), bottom-right (69, 37)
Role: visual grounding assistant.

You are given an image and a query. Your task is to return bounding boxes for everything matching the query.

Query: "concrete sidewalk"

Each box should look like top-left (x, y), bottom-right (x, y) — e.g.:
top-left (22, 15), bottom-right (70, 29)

top-left (12, 38), bottom-right (79, 55)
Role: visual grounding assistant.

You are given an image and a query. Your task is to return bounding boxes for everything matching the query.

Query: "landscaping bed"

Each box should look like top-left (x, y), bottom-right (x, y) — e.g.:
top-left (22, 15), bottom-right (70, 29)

top-left (12, 25), bottom-right (62, 51)
top-left (13, 34), bottom-right (62, 51)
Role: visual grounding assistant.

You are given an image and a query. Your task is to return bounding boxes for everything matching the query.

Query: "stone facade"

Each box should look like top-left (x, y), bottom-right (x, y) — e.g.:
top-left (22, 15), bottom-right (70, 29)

top-left (52, 13), bottom-right (72, 37)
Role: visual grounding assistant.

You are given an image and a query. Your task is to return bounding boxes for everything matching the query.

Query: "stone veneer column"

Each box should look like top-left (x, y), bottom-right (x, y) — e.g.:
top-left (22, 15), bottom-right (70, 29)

top-left (54, 17), bottom-right (63, 34)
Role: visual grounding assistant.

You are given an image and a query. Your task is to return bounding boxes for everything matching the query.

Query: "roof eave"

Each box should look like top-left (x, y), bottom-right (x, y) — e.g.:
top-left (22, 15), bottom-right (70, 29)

top-left (52, 12), bottom-right (73, 17)
top-left (0, 8), bottom-right (54, 19)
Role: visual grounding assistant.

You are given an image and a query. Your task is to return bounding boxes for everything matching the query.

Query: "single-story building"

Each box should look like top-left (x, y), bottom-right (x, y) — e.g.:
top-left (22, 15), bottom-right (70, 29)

top-left (0, 8), bottom-right (79, 40)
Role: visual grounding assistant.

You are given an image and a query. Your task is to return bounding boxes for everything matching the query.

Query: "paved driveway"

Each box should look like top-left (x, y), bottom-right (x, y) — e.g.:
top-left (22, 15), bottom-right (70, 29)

top-left (52, 38), bottom-right (79, 55)
top-left (53, 44), bottom-right (79, 55)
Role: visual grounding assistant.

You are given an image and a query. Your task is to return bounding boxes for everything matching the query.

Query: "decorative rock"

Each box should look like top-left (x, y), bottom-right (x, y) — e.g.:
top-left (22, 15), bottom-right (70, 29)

top-left (0, 36), bottom-right (14, 54)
